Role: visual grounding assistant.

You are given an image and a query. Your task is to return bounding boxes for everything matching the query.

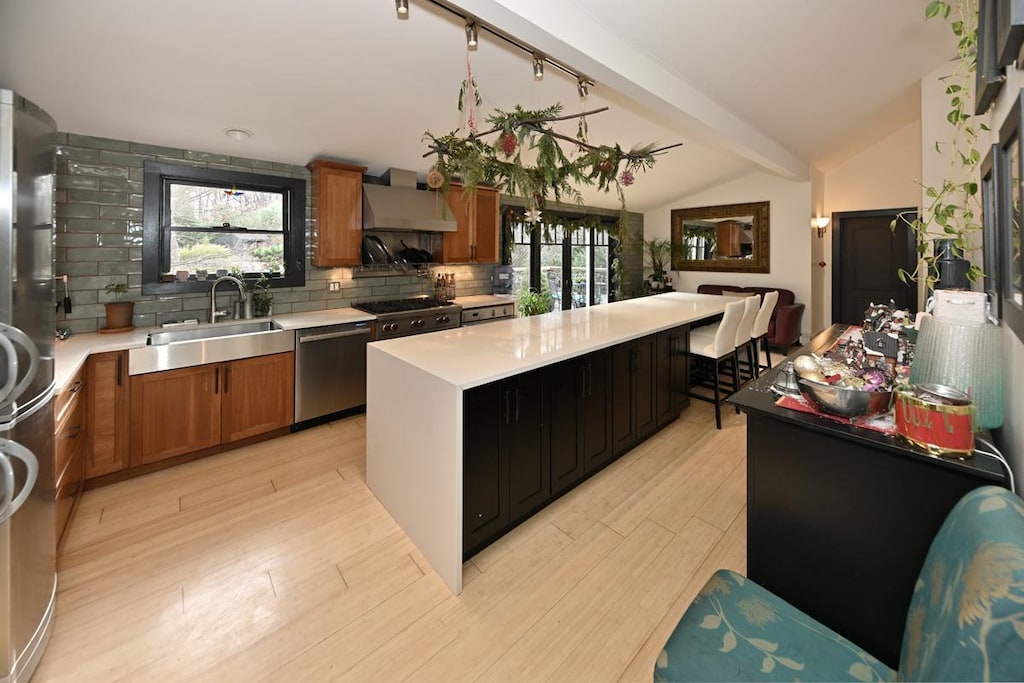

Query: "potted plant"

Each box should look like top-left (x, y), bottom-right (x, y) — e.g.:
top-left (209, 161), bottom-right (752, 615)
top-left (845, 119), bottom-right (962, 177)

top-left (645, 238), bottom-right (671, 289)
top-left (891, 0), bottom-right (983, 290)
top-left (517, 277), bottom-right (553, 316)
top-left (229, 268), bottom-right (274, 318)
top-left (102, 283), bottom-right (134, 331)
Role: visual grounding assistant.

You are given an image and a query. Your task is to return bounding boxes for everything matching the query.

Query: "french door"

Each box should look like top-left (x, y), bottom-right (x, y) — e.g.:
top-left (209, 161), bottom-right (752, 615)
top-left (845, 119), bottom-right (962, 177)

top-left (509, 220), bottom-right (615, 310)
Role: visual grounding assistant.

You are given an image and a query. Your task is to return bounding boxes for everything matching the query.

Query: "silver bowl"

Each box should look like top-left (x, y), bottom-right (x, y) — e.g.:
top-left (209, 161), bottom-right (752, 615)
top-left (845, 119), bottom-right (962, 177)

top-left (797, 378), bottom-right (893, 418)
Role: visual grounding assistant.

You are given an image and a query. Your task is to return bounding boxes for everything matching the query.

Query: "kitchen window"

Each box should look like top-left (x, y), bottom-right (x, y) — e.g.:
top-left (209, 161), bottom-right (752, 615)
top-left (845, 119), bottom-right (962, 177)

top-left (508, 214), bottom-right (616, 310)
top-left (142, 162), bottom-right (306, 294)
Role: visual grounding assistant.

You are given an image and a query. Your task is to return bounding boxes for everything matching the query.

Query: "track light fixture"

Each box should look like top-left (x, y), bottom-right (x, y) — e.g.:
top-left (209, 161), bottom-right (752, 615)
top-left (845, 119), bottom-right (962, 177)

top-left (533, 55), bottom-right (544, 80)
top-left (577, 79), bottom-right (589, 98)
top-left (396, 0), bottom-right (409, 17)
top-left (465, 22), bottom-right (478, 48)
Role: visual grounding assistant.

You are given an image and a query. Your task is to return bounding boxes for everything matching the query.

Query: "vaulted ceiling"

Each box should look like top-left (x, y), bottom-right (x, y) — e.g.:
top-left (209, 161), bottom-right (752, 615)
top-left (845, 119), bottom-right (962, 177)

top-left (0, 0), bottom-right (954, 211)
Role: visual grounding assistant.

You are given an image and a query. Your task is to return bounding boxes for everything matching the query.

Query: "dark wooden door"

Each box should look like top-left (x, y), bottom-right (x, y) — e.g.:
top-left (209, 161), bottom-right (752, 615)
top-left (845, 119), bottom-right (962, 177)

top-left (832, 209), bottom-right (918, 324)
top-left (504, 371), bottom-right (550, 524)
top-left (463, 382), bottom-right (508, 555)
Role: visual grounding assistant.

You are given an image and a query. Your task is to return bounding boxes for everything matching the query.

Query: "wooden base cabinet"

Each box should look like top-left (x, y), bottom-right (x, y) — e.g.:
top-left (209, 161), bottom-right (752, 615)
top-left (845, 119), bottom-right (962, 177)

top-left (655, 326), bottom-right (690, 428)
top-left (550, 349), bottom-right (613, 496)
top-left (85, 350), bottom-right (130, 479)
top-left (54, 366), bottom-right (87, 548)
top-left (130, 352), bottom-right (294, 467)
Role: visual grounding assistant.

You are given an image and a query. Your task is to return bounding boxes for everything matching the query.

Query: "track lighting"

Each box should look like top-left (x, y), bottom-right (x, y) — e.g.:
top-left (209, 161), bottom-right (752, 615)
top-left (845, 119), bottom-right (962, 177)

top-left (533, 55), bottom-right (544, 80)
top-left (396, 0), bottom-right (408, 17)
top-left (465, 22), bottom-right (478, 48)
top-left (577, 79), bottom-right (589, 98)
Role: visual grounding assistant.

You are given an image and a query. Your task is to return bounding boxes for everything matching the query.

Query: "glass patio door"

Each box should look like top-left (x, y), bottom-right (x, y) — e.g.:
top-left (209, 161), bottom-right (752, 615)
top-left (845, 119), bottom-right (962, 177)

top-left (509, 219), bottom-right (613, 311)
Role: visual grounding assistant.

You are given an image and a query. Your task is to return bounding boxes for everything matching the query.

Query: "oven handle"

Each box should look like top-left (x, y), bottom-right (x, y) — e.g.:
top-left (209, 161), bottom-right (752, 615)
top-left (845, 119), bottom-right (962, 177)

top-left (298, 328), bottom-right (372, 344)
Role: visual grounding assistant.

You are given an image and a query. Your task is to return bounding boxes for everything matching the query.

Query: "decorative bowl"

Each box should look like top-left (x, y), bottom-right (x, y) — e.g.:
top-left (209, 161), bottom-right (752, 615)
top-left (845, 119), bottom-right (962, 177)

top-left (797, 378), bottom-right (893, 418)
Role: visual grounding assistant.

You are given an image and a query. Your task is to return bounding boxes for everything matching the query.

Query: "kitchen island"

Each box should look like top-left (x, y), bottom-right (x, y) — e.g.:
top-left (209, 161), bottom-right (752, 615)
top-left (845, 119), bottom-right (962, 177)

top-left (365, 292), bottom-right (730, 594)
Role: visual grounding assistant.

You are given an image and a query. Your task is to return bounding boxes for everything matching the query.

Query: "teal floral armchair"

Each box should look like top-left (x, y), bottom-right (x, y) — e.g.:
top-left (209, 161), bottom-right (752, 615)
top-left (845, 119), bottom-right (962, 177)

top-left (655, 486), bottom-right (1024, 682)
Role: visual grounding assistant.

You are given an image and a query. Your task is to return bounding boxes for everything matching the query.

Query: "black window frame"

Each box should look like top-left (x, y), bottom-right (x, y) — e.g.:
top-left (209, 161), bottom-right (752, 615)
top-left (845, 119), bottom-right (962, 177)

top-left (142, 161), bottom-right (306, 295)
top-left (504, 210), bottom-right (618, 310)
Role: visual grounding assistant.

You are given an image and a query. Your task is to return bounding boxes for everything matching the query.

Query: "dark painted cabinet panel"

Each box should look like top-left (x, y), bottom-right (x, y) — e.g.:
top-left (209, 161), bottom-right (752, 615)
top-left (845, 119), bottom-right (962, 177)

top-left (634, 335), bottom-right (657, 442)
top-left (463, 382), bottom-right (508, 553)
top-left (611, 343), bottom-right (636, 453)
top-left (581, 349), bottom-right (613, 473)
top-left (505, 371), bottom-right (550, 523)
top-left (657, 326), bottom-right (690, 427)
top-left (550, 360), bottom-right (585, 495)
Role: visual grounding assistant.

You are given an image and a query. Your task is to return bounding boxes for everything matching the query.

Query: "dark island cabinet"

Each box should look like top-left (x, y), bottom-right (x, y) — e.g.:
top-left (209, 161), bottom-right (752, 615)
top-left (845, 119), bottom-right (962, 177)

top-left (463, 370), bottom-right (550, 556)
top-left (612, 334), bottom-right (657, 453)
top-left (656, 326), bottom-right (690, 427)
top-left (550, 349), bottom-right (613, 496)
top-left (463, 382), bottom-right (508, 553)
top-left (464, 328), bottom-right (692, 559)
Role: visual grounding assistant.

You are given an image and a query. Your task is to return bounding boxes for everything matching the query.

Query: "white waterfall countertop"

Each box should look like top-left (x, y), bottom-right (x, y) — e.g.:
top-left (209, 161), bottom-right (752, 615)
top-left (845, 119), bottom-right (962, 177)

top-left (368, 292), bottom-right (730, 390)
top-left (365, 291), bottom-right (730, 596)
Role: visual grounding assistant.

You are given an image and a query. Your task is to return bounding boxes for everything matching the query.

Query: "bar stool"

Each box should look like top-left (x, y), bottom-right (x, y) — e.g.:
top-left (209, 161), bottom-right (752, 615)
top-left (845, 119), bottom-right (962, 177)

top-left (686, 299), bottom-right (745, 429)
top-left (749, 290), bottom-right (779, 375)
top-left (733, 295), bottom-right (760, 383)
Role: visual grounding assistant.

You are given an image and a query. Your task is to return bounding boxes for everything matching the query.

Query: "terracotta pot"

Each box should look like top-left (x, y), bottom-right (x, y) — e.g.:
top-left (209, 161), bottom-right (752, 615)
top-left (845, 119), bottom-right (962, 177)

top-left (104, 301), bottom-right (134, 330)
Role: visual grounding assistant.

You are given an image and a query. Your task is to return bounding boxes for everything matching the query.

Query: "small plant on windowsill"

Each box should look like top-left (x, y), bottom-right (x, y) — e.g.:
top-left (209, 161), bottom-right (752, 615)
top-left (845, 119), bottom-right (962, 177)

top-left (102, 283), bottom-right (134, 332)
top-left (229, 268), bottom-right (274, 318)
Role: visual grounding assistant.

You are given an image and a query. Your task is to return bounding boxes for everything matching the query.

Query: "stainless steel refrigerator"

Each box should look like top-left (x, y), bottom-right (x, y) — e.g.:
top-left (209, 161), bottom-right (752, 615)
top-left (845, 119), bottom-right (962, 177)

top-left (0, 88), bottom-right (57, 682)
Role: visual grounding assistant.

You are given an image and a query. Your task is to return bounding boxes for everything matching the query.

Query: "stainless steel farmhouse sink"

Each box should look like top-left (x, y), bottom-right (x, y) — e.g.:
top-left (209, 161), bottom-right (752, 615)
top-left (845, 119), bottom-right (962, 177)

top-left (147, 319), bottom-right (275, 345)
top-left (129, 320), bottom-right (294, 375)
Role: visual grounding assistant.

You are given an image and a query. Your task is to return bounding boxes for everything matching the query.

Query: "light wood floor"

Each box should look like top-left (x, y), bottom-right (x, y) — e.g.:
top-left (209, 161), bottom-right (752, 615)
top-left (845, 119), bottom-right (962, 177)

top-left (35, 400), bottom-right (748, 683)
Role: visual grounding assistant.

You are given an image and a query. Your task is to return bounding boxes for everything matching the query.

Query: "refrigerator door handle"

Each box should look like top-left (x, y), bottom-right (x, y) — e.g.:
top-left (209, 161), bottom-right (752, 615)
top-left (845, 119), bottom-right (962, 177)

top-left (0, 438), bottom-right (38, 524)
top-left (0, 322), bottom-right (41, 407)
top-left (0, 332), bottom-right (17, 403)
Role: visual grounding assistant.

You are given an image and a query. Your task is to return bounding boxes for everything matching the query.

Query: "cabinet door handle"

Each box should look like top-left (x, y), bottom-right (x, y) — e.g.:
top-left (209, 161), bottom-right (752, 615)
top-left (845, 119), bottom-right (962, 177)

top-left (214, 367), bottom-right (219, 394)
top-left (116, 354), bottom-right (122, 386)
top-left (504, 390), bottom-right (511, 425)
top-left (224, 366), bottom-right (230, 394)
top-left (69, 379), bottom-right (84, 394)
top-left (515, 387), bottom-right (520, 422)
top-left (588, 363), bottom-right (594, 397)
top-left (580, 366), bottom-right (587, 400)
top-left (68, 425), bottom-right (82, 440)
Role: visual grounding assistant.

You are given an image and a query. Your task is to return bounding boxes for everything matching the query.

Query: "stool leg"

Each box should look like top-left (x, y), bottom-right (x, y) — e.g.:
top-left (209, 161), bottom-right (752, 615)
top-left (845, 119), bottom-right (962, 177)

top-left (763, 338), bottom-right (772, 370)
top-left (732, 349), bottom-right (741, 413)
top-left (749, 341), bottom-right (758, 379)
top-left (712, 357), bottom-right (722, 429)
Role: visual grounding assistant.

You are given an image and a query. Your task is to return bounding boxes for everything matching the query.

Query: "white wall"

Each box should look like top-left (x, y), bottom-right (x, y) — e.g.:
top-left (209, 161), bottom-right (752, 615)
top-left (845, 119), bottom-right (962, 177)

top-left (819, 120), bottom-right (923, 325)
top-left (644, 170), bottom-right (813, 341)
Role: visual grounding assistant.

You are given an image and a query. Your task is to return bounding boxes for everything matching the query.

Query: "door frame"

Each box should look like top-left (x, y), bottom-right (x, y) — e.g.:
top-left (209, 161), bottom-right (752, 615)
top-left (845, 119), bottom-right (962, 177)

top-left (831, 207), bottom-right (918, 324)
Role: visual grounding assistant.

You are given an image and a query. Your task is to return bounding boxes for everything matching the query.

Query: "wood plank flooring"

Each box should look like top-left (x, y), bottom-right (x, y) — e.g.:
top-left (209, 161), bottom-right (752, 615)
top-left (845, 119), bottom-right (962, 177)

top-left (35, 400), bottom-right (748, 682)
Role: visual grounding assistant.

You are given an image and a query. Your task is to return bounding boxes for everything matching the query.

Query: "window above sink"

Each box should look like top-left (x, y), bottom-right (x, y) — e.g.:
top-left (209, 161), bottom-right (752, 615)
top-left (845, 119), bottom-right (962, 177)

top-left (141, 161), bottom-right (306, 295)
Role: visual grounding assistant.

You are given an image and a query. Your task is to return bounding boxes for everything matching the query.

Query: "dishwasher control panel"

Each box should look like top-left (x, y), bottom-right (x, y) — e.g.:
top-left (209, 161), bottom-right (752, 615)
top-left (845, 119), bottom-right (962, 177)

top-left (461, 304), bottom-right (515, 325)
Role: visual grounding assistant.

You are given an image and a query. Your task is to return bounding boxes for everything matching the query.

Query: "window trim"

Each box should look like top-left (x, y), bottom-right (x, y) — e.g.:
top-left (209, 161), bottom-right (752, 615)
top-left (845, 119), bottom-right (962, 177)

top-left (142, 161), bottom-right (306, 295)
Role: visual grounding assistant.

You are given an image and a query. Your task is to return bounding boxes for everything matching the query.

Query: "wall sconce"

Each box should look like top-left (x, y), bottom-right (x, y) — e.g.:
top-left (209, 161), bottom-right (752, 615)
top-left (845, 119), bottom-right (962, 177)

top-left (812, 216), bottom-right (830, 238)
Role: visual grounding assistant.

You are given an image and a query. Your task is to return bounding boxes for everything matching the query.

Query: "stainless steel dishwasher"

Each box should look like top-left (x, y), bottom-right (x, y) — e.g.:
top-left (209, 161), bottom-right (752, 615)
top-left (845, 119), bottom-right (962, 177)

top-left (294, 320), bottom-right (372, 425)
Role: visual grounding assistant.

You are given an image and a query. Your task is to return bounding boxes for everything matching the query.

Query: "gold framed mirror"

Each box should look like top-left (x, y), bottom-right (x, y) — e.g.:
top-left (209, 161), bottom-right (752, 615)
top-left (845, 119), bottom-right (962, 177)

top-left (670, 201), bottom-right (770, 273)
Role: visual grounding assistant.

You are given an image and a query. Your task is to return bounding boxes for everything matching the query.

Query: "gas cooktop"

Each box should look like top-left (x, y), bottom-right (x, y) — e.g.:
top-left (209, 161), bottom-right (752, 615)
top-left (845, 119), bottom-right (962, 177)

top-left (353, 297), bottom-right (454, 315)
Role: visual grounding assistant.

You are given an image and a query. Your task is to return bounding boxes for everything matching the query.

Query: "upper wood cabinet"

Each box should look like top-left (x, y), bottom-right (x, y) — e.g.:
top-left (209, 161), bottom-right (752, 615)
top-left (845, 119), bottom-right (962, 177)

top-left (443, 185), bottom-right (500, 264)
top-left (307, 159), bottom-right (367, 267)
top-left (86, 350), bottom-right (130, 479)
top-left (716, 220), bottom-right (743, 257)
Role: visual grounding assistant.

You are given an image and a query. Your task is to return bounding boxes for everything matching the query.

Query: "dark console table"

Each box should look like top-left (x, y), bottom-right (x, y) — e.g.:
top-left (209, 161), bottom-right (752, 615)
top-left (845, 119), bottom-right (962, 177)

top-left (730, 324), bottom-right (1008, 668)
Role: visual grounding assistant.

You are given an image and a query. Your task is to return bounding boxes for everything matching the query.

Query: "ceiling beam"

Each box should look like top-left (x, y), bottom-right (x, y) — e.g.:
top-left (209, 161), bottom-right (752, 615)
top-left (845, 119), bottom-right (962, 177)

top-left (447, 0), bottom-right (810, 181)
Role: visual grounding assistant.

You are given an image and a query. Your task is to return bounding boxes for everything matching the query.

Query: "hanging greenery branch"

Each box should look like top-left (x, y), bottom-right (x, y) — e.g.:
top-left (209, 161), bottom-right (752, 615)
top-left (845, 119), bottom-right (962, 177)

top-left (423, 103), bottom-right (681, 224)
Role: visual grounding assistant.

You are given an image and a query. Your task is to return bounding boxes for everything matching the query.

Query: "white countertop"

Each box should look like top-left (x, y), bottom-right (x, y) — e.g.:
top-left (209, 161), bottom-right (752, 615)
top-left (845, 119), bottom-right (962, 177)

top-left (369, 292), bottom-right (729, 390)
top-left (53, 306), bottom-right (378, 392)
top-left (452, 294), bottom-right (516, 309)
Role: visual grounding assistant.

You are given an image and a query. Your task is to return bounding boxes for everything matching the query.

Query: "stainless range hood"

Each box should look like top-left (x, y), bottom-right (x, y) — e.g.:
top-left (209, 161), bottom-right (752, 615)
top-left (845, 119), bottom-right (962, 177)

top-left (362, 168), bottom-right (456, 232)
